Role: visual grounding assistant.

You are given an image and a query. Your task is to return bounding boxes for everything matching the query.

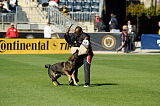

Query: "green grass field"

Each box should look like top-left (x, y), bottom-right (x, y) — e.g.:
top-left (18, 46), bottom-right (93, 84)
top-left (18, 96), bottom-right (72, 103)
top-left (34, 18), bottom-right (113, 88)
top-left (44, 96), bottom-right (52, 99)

top-left (0, 54), bottom-right (160, 106)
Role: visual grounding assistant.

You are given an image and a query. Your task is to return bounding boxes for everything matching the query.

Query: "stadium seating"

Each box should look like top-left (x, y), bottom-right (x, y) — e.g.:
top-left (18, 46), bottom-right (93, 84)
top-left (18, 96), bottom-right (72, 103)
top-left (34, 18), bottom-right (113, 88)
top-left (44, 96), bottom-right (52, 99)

top-left (59, 1), bottom-right (66, 6)
top-left (68, 0), bottom-right (74, 2)
top-left (67, 1), bottom-right (74, 7)
top-left (58, 0), bottom-right (99, 23)
top-left (67, 6), bottom-right (73, 11)
top-left (0, 13), bottom-right (15, 23)
top-left (91, 1), bottom-right (99, 8)
top-left (60, 0), bottom-right (67, 2)
top-left (73, 5), bottom-right (82, 12)
top-left (82, 8), bottom-right (91, 12)
top-left (59, 0), bottom-right (100, 12)
top-left (91, 8), bottom-right (99, 12)
top-left (83, 2), bottom-right (91, 8)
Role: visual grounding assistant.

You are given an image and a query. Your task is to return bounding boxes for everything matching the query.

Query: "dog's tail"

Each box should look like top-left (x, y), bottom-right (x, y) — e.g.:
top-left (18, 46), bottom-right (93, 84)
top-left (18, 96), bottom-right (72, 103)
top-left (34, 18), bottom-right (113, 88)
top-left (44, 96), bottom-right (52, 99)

top-left (45, 64), bottom-right (51, 68)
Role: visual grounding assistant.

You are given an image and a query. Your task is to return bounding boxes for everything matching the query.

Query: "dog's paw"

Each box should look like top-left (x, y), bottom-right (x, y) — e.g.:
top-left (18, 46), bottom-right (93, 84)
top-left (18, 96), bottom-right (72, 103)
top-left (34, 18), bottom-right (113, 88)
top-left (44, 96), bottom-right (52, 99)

top-left (74, 83), bottom-right (79, 86)
top-left (52, 81), bottom-right (58, 86)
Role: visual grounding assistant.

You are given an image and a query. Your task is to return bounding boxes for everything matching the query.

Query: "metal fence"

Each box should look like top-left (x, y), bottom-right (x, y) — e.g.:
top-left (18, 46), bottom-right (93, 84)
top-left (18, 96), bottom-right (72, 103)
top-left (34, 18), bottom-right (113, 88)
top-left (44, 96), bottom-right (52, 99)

top-left (69, 12), bottom-right (97, 23)
top-left (0, 13), bottom-right (15, 23)
top-left (48, 8), bottom-right (80, 32)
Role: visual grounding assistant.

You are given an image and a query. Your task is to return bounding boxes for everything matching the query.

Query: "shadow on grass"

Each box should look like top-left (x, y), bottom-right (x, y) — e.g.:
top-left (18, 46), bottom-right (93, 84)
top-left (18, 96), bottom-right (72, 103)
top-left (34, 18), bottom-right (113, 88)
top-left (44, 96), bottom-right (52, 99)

top-left (147, 51), bottom-right (160, 53)
top-left (48, 83), bottom-right (119, 87)
top-left (91, 83), bottom-right (119, 86)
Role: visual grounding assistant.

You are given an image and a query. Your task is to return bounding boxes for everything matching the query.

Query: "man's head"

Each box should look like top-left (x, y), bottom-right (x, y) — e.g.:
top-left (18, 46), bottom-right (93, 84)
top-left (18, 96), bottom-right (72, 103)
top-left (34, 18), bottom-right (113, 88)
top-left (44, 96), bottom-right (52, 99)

top-left (10, 23), bottom-right (14, 27)
top-left (0, 3), bottom-right (4, 8)
top-left (110, 13), bottom-right (116, 17)
top-left (158, 21), bottom-right (160, 27)
top-left (110, 13), bottom-right (114, 16)
top-left (95, 14), bottom-right (100, 18)
top-left (47, 22), bottom-right (51, 26)
top-left (74, 26), bottom-right (83, 36)
top-left (62, 5), bottom-right (67, 8)
top-left (127, 20), bottom-right (131, 25)
top-left (122, 25), bottom-right (127, 31)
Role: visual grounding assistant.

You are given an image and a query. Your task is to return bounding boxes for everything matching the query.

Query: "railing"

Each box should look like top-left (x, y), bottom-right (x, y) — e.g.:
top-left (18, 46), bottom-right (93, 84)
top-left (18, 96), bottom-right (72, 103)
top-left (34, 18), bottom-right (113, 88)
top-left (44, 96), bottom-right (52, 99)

top-left (69, 12), bottom-right (97, 23)
top-left (0, 13), bottom-right (15, 30)
top-left (48, 8), bottom-right (80, 32)
top-left (0, 13), bottom-right (15, 23)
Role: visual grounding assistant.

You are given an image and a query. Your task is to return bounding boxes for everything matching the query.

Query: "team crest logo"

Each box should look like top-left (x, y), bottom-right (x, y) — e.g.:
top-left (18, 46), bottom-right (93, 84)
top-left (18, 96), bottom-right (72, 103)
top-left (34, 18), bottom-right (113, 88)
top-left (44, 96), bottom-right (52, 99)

top-left (102, 35), bottom-right (116, 50)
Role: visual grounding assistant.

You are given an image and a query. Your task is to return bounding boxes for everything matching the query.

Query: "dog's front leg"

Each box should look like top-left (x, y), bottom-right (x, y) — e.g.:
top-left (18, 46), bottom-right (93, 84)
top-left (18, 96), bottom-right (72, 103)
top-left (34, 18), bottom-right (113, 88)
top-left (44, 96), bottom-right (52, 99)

top-left (71, 73), bottom-right (78, 86)
top-left (64, 71), bottom-right (72, 84)
top-left (48, 70), bottom-right (59, 86)
top-left (51, 72), bottom-right (59, 86)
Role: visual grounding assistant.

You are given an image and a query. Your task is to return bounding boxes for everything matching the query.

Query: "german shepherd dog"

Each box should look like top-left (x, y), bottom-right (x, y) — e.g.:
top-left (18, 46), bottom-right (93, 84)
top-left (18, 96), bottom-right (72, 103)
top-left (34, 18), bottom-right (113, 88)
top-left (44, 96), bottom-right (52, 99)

top-left (45, 50), bottom-right (79, 86)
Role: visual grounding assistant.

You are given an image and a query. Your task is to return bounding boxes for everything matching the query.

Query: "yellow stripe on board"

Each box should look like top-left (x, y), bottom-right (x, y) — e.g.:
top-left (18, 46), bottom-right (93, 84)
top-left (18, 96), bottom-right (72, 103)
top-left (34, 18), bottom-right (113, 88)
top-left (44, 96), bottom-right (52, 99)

top-left (0, 39), bottom-right (71, 54)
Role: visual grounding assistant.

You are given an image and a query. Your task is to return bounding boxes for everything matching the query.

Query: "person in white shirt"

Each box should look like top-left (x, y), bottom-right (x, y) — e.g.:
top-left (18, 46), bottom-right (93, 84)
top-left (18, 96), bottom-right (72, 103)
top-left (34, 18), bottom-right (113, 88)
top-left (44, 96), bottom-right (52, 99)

top-left (9, 0), bottom-right (17, 12)
top-left (127, 20), bottom-right (135, 51)
top-left (9, 0), bottom-right (16, 7)
top-left (127, 20), bottom-right (134, 34)
top-left (44, 23), bottom-right (52, 38)
top-left (49, 0), bottom-right (58, 8)
top-left (2, 0), bottom-right (11, 13)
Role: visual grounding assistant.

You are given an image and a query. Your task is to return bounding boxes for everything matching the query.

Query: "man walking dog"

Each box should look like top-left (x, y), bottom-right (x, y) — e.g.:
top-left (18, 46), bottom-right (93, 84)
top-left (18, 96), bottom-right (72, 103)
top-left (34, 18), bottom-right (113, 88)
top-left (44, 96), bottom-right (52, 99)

top-left (64, 26), bottom-right (94, 87)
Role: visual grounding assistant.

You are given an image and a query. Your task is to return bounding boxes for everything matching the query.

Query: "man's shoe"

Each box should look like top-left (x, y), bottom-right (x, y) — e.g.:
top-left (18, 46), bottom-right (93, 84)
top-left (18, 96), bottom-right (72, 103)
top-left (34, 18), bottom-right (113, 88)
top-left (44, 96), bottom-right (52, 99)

top-left (83, 85), bottom-right (90, 87)
top-left (76, 79), bottom-right (79, 83)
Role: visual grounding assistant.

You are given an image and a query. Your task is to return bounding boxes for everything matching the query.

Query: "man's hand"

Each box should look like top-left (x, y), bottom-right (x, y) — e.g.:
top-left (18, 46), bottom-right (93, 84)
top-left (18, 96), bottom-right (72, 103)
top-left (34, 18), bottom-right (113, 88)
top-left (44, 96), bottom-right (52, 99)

top-left (66, 28), bottom-right (70, 35)
top-left (66, 24), bottom-right (73, 34)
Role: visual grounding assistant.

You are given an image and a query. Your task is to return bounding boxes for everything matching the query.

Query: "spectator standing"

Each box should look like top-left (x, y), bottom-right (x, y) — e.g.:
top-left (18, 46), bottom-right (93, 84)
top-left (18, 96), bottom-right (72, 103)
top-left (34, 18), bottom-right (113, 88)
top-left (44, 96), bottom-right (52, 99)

top-left (54, 0), bottom-right (58, 3)
top-left (0, 2), bottom-right (8, 13)
top-left (44, 22), bottom-right (52, 38)
top-left (94, 14), bottom-right (100, 32)
top-left (60, 5), bottom-right (69, 15)
top-left (48, 0), bottom-right (58, 8)
top-left (95, 15), bottom-right (101, 23)
top-left (2, 0), bottom-right (11, 13)
top-left (109, 13), bottom-right (118, 32)
top-left (9, 0), bottom-right (17, 12)
top-left (95, 16), bottom-right (106, 32)
top-left (0, 3), bottom-right (4, 13)
top-left (117, 25), bottom-right (129, 53)
top-left (39, 0), bottom-right (48, 7)
top-left (6, 23), bottom-right (19, 38)
top-left (94, 15), bottom-right (100, 32)
top-left (158, 21), bottom-right (160, 35)
top-left (127, 21), bottom-right (134, 34)
top-left (127, 20), bottom-right (135, 51)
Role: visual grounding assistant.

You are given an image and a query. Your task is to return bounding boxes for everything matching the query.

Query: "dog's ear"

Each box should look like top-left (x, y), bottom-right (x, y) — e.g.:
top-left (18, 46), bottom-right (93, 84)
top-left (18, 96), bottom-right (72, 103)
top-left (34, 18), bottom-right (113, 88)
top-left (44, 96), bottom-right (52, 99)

top-left (74, 49), bottom-right (79, 57)
top-left (68, 50), bottom-right (78, 61)
top-left (45, 64), bottom-right (51, 68)
top-left (75, 49), bottom-right (79, 53)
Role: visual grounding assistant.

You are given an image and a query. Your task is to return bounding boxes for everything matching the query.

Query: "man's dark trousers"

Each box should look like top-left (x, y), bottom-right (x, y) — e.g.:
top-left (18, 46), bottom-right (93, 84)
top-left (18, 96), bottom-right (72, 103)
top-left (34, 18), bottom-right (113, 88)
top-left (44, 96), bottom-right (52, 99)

top-left (74, 54), bottom-right (90, 85)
